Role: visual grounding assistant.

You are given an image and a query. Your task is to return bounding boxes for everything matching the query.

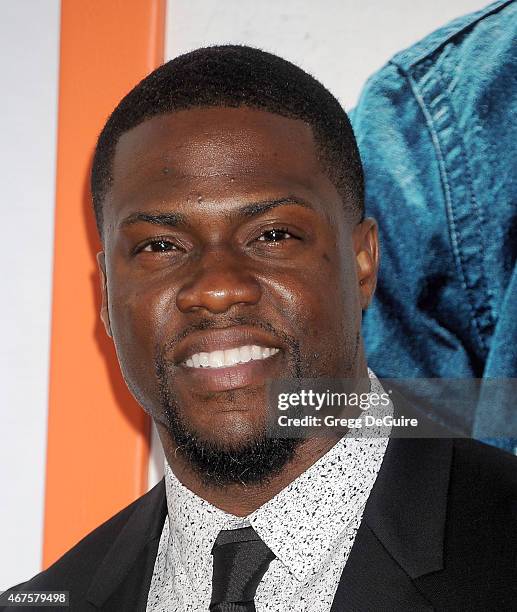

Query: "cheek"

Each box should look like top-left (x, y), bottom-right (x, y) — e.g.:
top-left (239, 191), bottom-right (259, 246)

top-left (266, 245), bottom-right (361, 376)
top-left (305, 273), bottom-right (353, 345)
top-left (265, 253), bottom-right (356, 340)
top-left (107, 278), bottom-right (176, 410)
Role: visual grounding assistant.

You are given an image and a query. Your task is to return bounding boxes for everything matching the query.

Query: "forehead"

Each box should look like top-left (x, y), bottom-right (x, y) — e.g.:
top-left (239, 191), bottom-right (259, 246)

top-left (113, 106), bottom-right (322, 181)
top-left (106, 106), bottom-right (342, 230)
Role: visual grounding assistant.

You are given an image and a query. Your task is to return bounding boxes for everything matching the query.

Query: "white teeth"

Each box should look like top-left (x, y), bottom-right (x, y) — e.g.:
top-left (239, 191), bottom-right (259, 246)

top-left (184, 345), bottom-right (280, 368)
top-left (224, 348), bottom-right (241, 366)
top-left (209, 350), bottom-right (225, 368)
top-left (251, 345), bottom-right (262, 360)
top-left (239, 346), bottom-right (251, 363)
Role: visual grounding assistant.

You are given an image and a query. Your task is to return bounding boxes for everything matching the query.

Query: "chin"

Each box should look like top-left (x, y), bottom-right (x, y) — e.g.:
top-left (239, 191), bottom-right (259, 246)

top-left (162, 394), bottom-right (301, 487)
top-left (185, 408), bottom-right (266, 449)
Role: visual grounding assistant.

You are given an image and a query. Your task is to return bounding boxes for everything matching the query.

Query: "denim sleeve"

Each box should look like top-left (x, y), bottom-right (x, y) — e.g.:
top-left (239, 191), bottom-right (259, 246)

top-left (351, 0), bottom-right (517, 448)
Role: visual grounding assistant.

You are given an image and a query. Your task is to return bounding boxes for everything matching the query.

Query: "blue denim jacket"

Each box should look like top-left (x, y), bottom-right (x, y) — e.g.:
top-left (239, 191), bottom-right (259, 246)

top-left (351, 0), bottom-right (517, 451)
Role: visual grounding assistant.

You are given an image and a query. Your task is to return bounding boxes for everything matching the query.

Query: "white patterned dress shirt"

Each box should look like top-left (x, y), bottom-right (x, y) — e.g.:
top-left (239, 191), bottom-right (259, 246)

top-left (146, 370), bottom-right (390, 611)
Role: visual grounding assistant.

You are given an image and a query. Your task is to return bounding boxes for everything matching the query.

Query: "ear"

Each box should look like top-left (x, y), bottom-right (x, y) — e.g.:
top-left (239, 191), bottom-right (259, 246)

top-left (96, 251), bottom-right (112, 338)
top-left (352, 218), bottom-right (379, 310)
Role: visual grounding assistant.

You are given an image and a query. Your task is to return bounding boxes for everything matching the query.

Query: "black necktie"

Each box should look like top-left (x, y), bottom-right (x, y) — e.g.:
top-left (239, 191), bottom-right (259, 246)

top-left (210, 526), bottom-right (276, 611)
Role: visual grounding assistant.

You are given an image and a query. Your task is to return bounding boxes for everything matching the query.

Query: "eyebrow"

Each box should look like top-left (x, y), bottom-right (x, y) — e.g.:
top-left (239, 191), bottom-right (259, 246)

top-left (238, 197), bottom-right (314, 217)
top-left (117, 197), bottom-right (314, 230)
top-left (118, 211), bottom-right (186, 229)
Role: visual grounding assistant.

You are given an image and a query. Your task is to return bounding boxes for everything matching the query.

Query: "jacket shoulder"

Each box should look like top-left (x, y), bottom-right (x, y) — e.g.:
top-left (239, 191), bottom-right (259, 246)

top-left (414, 439), bottom-right (517, 606)
top-left (353, 0), bottom-right (515, 102)
top-left (391, 0), bottom-right (515, 72)
top-left (451, 438), bottom-right (517, 493)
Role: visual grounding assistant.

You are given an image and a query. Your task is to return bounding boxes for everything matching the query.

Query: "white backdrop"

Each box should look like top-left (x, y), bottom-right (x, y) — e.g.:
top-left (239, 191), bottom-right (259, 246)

top-left (0, 0), bottom-right (60, 590)
top-left (165, 0), bottom-right (490, 110)
top-left (1, 0), bottom-right (490, 591)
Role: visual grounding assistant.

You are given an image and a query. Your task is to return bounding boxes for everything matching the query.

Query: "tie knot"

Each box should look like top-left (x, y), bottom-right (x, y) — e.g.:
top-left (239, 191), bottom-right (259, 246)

top-left (210, 527), bottom-right (276, 611)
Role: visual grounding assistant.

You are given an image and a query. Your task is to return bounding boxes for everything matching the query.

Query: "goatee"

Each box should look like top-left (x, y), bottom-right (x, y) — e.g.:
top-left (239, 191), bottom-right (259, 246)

top-left (154, 354), bottom-right (303, 488)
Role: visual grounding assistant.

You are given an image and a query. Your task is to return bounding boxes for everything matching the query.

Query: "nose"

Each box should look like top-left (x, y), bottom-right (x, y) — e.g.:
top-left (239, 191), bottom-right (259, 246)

top-left (176, 248), bottom-right (262, 314)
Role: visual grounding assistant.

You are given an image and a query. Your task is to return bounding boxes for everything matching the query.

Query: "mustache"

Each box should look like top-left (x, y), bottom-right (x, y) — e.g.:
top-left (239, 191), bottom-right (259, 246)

top-left (160, 315), bottom-right (295, 353)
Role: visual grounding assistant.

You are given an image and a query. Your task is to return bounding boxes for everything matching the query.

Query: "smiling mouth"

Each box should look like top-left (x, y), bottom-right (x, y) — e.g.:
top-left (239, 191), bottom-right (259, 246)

top-left (183, 345), bottom-right (280, 369)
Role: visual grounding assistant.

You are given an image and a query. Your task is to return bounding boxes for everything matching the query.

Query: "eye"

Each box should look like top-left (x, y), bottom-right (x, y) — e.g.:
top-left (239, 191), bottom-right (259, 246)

top-left (257, 227), bottom-right (295, 242)
top-left (138, 239), bottom-right (180, 253)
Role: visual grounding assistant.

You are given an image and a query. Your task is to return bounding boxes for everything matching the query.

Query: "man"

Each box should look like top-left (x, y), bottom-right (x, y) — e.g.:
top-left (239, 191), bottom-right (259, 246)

top-left (3, 46), bottom-right (516, 611)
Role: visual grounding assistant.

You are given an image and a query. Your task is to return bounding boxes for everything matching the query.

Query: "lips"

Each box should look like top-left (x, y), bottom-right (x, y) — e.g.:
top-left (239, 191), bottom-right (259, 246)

top-left (173, 325), bottom-right (284, 366)
top-left (185, 345), bottom-right (280, 368)
top-left (171, 326), bottom-right (285, 392)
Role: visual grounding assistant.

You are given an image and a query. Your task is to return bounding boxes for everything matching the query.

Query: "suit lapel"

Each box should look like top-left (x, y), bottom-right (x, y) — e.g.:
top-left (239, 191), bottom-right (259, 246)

top-left (85, 479), bottom-right (167, 611)
top-left (330, 523), bottom-right (434, 611)
top-left (331, 433), bottom-right (453, 611)
top-left (366, 435), bottom-right (452, 578)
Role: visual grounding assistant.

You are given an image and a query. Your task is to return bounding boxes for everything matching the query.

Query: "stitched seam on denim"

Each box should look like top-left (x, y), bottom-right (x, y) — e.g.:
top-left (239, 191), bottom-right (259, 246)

top-left (431, 55), bottom-right (496, 338)
top-left (466, 130), bottom-right (499, 323)
top-left (437, 55), bottom-right (495, 332)
top-left (404, 71), bottom-right (488, 355)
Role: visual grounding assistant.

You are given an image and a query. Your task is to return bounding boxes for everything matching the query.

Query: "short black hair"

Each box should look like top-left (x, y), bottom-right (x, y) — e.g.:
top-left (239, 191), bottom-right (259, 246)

top-left (91, 45), bottom-right (364, 238)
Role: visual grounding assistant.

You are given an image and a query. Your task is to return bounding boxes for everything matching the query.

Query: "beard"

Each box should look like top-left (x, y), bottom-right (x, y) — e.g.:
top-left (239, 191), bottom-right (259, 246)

top-left (153, 317), bottom-right (308, 488)
top-left (152, 317), bottom-right (359, 488)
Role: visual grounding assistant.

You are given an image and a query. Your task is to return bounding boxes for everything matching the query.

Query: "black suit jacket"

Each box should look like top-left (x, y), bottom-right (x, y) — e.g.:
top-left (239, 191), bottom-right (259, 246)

top-left (3, 435), bottom-right (517, 611)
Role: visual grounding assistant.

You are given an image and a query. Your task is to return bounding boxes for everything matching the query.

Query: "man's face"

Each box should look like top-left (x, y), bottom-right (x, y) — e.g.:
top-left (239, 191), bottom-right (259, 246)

top-left (98, 106), bottom-right (376, 473)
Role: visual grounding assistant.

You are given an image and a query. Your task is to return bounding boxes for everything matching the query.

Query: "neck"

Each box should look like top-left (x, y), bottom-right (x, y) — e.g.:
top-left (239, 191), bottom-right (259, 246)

top-left (158, 426), bottom-right (342, 516)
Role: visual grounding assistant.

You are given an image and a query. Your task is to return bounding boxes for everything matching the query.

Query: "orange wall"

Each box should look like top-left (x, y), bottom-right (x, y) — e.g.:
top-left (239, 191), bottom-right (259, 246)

top-left (43, 0), bottom-right (166, 568)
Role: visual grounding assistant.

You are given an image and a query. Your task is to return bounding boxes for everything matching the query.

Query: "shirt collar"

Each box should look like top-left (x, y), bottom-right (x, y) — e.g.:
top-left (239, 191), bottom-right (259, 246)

top-left (164, 460), bottom-right (250, 592)
top-left (164, 369), bottom-right (390, 587)
top-left (249, 433), bottom-right (388, 582)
